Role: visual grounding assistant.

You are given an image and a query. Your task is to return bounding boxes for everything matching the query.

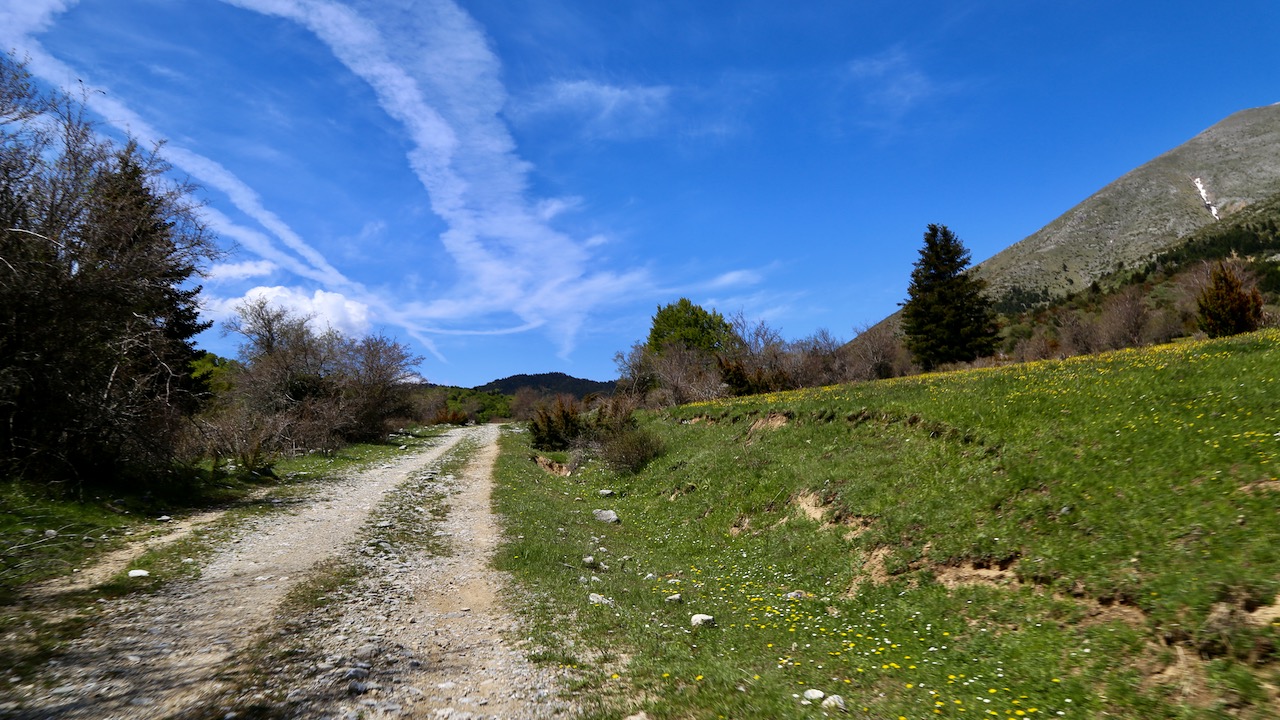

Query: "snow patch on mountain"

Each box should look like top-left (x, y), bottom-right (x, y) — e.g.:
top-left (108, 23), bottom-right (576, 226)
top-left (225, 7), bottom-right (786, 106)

top-left (1193, 177), bottom-right (1220, 220)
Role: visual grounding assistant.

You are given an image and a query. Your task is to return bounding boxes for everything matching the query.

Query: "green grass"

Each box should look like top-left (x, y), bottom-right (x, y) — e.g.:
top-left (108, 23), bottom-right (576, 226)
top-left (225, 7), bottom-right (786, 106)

top-left (493, 330), bottom-right (1280, 719)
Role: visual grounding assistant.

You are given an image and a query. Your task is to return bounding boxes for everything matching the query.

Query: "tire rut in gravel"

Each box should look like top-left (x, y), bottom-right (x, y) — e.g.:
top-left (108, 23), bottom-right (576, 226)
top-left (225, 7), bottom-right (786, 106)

top-left (215, 423), bottom-right (578, 720)
top-left (3, 427), bottom-right (478, 720)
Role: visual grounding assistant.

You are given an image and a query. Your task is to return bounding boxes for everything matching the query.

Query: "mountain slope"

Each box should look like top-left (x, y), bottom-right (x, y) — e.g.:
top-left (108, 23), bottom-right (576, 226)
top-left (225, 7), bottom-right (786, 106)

top-left (976, 103), bottom-right (1280, 301)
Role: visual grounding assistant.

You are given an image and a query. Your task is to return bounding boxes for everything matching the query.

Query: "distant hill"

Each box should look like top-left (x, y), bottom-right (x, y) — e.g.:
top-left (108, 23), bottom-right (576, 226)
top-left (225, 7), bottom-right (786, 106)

top-left (474, 372), bottom-right (615, 398)
top-left (977, 103), bottom-right (1280, 306)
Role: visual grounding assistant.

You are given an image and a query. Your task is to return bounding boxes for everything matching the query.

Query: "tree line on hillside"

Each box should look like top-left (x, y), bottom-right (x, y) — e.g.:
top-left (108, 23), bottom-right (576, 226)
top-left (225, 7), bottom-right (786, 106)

top-left (995, 214), bottom-right (1276, 363)
top-left (616, 220), bottom-right (1272, 409)
top-left (609, 226), bottom-right (999, 407)
top-left (0, 55), bottom-right (428, 494)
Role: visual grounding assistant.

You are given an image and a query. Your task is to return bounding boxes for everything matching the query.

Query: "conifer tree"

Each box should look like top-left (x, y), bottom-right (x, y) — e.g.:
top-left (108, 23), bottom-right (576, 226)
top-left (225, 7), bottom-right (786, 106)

top-left (1, 54), bottom-right (216, 487)
top-left (646, 298), bottom-right (733, 355)
top-left (901, 224), bottom-right (997, 370)
top-left (1196, 261), bottom-right (1264, 338)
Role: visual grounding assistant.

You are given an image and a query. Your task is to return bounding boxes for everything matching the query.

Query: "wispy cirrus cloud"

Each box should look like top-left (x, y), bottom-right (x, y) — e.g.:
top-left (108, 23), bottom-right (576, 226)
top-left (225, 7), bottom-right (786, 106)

top-left (848, 48), bottom-right (936, 113)
top-left (2, 0), bottom-right (763, 365)
top-left (2, 0), bottom-right (665, 358)
top-left (842, 46), bottom-right (963, 131)
top-left (224, 0), bottom-right (665, 354)
top-left (509, 79), bottom-right (673, 140)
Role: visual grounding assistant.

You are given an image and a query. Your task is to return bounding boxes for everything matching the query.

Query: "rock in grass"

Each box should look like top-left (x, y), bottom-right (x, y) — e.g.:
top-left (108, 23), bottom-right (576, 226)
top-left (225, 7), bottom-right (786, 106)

top-left (127, 569), bottom-right (150, 578)
top-left (821, 694), bottom-right (847, 711)
top-left (592, 509), bottom-right (620, 524)
top-left (598, 489), bottom-right (615, 497)
top-left (803, 688), bottom-right (825, 700)
top-left (690, 613), bottom-right (715, 627)
top-left (665, 593), bottom-right (682, 603)
top-left (589, 593), bottom-right (614, 605)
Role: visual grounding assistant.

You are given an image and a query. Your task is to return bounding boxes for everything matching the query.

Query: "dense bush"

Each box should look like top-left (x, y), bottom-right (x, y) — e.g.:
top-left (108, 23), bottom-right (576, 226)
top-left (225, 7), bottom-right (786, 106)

top-left (528, 396), bottom-right (583, 451)
top-left (1197, 261), bottom-right (1265, 338)
top-left (0, 55), bottom-right (216, 490)
top-left (597, 425), bottom-right (664, 474)
top-left (526, 394), bottom-right (664, 472)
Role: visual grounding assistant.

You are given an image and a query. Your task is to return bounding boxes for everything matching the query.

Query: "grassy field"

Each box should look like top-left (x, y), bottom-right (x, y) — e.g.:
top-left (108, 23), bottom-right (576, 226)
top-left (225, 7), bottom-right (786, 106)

top-left (492, 330), bottom-right (1280, 719)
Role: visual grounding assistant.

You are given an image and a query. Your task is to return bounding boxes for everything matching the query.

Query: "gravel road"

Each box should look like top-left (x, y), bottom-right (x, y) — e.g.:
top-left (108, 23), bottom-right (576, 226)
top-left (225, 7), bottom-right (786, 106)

top-left (3, 425), bottom-right (575, 720)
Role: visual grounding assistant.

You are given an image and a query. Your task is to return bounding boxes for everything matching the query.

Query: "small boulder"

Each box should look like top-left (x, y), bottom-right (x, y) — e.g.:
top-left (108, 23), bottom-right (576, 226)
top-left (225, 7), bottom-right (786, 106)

top-left (589, 593), bottom-right (614, 605)
top-left (592, 509), bottom-right (620, 524)
top-left (821, 694), bottom-right (847, 711)
top-left (690, 613), bottom-right (715, 628)
top-left (803, 688), bottom-right (825, 701)
top-left (665, 593), bottom-right (683, 603)
top-left (127, 569), bottom-right (150, 578)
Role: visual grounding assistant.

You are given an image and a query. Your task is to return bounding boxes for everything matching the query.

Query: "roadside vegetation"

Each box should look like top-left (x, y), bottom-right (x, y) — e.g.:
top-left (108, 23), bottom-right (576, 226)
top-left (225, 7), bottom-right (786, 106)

top-left (494, 329), bottom-right (1280, 719)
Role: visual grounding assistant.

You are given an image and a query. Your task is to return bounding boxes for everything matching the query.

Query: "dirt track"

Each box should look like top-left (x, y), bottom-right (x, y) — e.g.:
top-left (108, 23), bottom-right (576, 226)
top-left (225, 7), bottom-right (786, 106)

top-left (2, 425), bottom-right (574, 720)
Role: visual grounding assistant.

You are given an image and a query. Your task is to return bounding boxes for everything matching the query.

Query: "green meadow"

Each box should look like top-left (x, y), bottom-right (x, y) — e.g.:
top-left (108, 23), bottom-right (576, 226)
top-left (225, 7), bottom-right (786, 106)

top-left (493, 330), bottom-right (1280, 719)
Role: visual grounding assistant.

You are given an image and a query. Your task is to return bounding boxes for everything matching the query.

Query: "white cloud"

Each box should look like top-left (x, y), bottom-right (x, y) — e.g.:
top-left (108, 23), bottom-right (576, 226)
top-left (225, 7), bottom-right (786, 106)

top-left (210, 285), bottom-right (372, 337)
top-left (510, 79), bottom-right (672, 140)
top-left (206, 259), bottom-right (278, 282)
top-left (708, 269), bottom-right (763, 289)
top-left (0, 0), bottom-right (71, 44)
top-left (535, 196), bottom-right (582, 221)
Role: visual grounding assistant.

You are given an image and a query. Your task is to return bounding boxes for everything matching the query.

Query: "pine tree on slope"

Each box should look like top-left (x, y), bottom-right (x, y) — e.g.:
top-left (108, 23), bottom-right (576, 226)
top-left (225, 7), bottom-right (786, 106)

top-left (901, 224), bottom-right (998, 371)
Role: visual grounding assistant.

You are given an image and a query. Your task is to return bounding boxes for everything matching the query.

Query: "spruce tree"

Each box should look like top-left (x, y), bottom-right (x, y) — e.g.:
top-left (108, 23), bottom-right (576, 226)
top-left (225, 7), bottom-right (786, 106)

top-left (1196, 261), bottom-right (1264, 338)
top-left (901, 224), bottom-right (998, 370)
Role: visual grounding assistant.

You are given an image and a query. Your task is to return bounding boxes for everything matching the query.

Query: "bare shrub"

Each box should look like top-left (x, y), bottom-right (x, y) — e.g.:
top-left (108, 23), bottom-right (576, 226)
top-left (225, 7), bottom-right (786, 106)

top-left (649, 344), bottom-right (725, 405)
top-left (338, 333), bottom-right (422, 440)
top-left (1056, 311), bottom-right (1100, 356)
top-left (194, 404), bottom-right (289, 477)
top-left (718, 312), bottom-right (791, 395)
top-left (1144, 305), bottom-right (1187, 346)
top-left (510, 386), bottom-right (542, 421)
top-left (203, 299), bottom-right (422, 463)
top-left (786, 328), bottom-right (851, 387)
top-left (847, 320), bottom-right (905, 380)
top-left (1098, 286), bottom-right (1151, 350)
top-left (1011, 328), bottom-right (1058, 362)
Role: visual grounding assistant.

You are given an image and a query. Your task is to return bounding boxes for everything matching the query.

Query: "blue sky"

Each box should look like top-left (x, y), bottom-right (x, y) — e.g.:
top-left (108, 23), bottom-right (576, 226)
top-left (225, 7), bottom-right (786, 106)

top-left (4, 1), bottom-right (1278, 386)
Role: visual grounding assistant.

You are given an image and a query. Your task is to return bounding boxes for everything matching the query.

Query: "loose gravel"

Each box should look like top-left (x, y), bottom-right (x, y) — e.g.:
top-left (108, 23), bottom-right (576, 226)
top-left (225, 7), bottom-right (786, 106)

top-left (2, 425), bottom-right (576, 720)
